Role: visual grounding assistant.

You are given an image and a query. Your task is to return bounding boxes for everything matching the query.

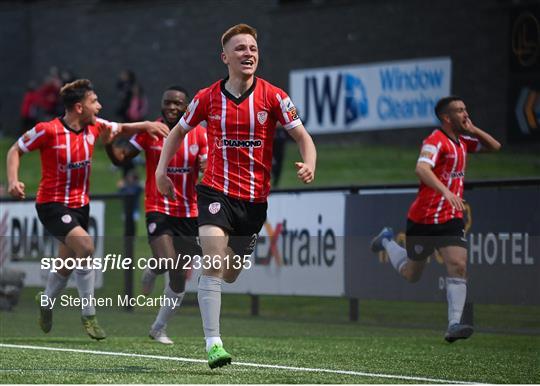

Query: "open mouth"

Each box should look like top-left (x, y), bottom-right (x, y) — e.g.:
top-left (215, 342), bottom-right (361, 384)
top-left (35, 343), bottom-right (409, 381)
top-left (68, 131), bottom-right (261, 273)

top-left (241, 59), bottom-right (254, 67)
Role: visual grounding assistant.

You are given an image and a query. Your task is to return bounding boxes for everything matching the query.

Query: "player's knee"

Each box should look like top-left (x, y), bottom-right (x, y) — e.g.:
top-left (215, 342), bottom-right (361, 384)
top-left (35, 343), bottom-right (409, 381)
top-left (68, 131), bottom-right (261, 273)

top-left (402, 267), bottom-right (422, 283)
top-left (74, 238), bottom-right (95, 258)
top-left (222, 269), bottom-right (240, 284)
top-left (453, 262), bottom-right (467, 278)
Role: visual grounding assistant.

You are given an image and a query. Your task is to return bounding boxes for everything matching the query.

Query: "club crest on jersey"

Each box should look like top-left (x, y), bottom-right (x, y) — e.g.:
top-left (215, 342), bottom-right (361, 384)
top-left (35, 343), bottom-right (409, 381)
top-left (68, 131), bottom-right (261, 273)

top-left (215, 138), bottom-right (263, 149)
top-left (189, 144), bottom-right (199, 155)
top-left (414, 244), bottom-right (424, 254)
top-left (148, 222), bottom-right (157, 234)
top-left (257, 111), bottom-right (268, 124)
top-left (61, 214), bottom-right (72, 224)
top-left (208, 202), bottom-right (221, 215)
top-left (86, 133), bottom-right (95, 145)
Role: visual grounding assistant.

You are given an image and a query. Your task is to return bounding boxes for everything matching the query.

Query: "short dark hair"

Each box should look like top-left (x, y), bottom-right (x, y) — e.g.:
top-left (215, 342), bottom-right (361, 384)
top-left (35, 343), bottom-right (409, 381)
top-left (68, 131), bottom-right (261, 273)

top-left (221, 23), bottom-right (257, 47)
top-left (165, 85), bottom-right (189, 98)
top-left (435, 96), bottom-right (464, 120)
top-left (60, 79), bottom-right (94, 109)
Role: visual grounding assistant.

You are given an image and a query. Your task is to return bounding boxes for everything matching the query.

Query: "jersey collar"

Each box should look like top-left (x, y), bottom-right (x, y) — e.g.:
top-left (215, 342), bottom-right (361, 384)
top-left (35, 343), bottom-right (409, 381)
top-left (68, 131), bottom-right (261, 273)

top-left (220, 76), bottom-right (257, 105)
top-left (437, 128), bottom-right (461, 146)
top-left (59, 117), bottom-right (86, 134)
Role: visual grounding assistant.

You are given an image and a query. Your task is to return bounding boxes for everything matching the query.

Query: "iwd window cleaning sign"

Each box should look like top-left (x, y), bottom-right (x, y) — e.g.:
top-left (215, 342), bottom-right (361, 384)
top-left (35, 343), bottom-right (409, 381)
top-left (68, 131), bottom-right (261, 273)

top-left (289, 57), bottom-right (451, 133)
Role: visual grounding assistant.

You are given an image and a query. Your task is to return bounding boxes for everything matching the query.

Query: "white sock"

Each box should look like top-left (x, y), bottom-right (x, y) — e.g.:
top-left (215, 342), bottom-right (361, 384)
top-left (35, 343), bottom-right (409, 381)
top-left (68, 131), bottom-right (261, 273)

top-left (43, 271), bottom-right (69, 309)
top-left (74, 268), bottom-right (96, 316)
top-left (205, 336), bottom-right (223, 352)
top-left (151, 285), bottom-right (185, 331)
top-left (198, 275), bottom-right (222, 350)
top-left (384, 240), bottom-right (408, 273)
top-left (446, 277), bottom-right (467, 326)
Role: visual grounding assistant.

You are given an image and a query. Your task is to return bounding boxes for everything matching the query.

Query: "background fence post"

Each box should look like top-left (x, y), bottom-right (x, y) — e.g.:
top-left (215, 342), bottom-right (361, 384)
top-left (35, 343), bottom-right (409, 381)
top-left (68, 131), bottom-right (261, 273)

top-left (123, 193), bottom-right (136, 311)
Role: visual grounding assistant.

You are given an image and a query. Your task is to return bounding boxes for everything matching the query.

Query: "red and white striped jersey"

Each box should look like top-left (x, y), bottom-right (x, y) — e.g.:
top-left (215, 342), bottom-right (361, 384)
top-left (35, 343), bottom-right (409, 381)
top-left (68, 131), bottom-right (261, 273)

top-left (408, 129), bottom-right (481, 224)
top-left (130, 123), bottom-right (207, 217)
top-left (17, 117), bottom-right (118, 208)
top-left (179, 77), bottom-right (302, 202)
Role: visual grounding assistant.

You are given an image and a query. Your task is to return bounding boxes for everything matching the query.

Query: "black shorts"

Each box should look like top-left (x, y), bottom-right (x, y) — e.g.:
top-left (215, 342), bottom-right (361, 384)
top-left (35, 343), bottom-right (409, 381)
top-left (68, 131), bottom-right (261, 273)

top-left (145, 212), bottom-right (201, 256)
top-left (36, 202), bottom-right (89, 243)
top-left (406, 218), bottom-right (467, 261)
top-left (196, 184), bottom-right (267, 256)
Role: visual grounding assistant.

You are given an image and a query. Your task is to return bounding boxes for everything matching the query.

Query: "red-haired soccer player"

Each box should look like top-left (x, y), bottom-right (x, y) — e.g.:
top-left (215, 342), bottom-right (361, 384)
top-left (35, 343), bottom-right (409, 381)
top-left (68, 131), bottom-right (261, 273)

top-left (156, 24), bottom-right (317, 368)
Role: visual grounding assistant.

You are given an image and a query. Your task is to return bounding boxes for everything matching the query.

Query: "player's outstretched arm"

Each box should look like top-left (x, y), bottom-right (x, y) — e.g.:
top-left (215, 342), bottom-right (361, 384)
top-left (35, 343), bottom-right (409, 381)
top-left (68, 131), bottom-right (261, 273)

top-left (463, 118), bottom-right (501, 152)
top-left (155, 123), bottom-right (188, 199)
top-left (287, 124), bottom-right (316, 184)
top-left (117, 121), bottom-right (170, 140)
top-left (6, 143), bottom-right (26, 199)
top-left (416, 162), bottom-right (465, 211)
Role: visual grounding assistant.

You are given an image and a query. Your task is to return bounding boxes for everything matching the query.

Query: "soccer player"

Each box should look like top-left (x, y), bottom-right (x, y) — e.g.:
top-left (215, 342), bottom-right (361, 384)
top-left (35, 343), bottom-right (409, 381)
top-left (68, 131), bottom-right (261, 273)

top-left (155, 24), bottom-right (317, 368)
top-left (6, 79), bottom-right (169, 340)
top-left (105, 86), bottom-right (208, 344)
top-left (370, 96), bottom-right (501, 342)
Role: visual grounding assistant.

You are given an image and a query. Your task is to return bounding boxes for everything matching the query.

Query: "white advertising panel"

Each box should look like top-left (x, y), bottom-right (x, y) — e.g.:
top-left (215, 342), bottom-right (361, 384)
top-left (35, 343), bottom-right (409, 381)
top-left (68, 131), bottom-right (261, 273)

top-left (0, 201), bottom-right (105, 288)
top-left (186, 191), bottom-right (346, 296)
top-left (290, 57), bottom-right (452, 133)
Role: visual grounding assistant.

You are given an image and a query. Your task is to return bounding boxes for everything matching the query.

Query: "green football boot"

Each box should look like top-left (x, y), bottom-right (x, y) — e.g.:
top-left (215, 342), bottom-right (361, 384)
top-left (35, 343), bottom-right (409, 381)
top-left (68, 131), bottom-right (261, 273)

top-left (81, 315), bottom-right (107, 340)
top-left (35, 291), bottom-right (53, 333)
top-left (207, 344), bottom-right (232, 369)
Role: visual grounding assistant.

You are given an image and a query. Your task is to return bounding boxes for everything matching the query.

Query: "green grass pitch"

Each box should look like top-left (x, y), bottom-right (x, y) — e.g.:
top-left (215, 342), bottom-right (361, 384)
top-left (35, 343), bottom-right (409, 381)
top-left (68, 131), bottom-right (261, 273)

top-left (1, 290), bottom-right (538, 384)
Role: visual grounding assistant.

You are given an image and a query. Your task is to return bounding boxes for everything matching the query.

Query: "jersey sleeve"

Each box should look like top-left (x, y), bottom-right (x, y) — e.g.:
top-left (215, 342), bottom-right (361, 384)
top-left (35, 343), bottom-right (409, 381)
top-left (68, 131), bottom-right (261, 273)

top-left (272, 88), bottom-right (302, 130)
top-left (179, 89), bottom-right (208, 132)
top-left (196, 126), bottom-right (208, 160)
top-left (17, 123), bottom-right (49, 152)
top-left (96, 117), bottom-right (120, 135)
top-left (460, 135), bottom-right (482, 153)
top-left (129, 132), bottom-right (147, 151)
top-left (417, 136), bottom-right (442, 168)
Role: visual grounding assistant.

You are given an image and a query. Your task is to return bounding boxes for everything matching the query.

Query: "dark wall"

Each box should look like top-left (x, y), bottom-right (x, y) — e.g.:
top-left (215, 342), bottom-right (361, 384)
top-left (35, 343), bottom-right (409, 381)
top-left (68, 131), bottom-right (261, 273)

top-left (0, 0), bottom-right (514, 143)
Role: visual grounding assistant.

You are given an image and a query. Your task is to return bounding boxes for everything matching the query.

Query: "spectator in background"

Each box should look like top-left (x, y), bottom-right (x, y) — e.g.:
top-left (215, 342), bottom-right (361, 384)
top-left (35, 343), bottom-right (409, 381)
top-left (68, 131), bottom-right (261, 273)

top-left (114, 70), bottom-right (148, 181)
top-left (37, 67), bottom-right (63, 119)
top-left (126, 83), bottom-right (148, 122)
top-left (118, 168), bottom-right (143, 236)
top-left (20, 81), bottom-right (40, 132)
top-left (60, 69), bottom-right (76, 86)
top-left (116, 69), bottom-right (137, 122)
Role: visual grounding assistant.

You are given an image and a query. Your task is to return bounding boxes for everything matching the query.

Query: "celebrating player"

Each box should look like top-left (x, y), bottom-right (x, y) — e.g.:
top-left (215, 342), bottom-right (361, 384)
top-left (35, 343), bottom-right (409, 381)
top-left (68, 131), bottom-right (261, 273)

top-left (6, 79), bottom-right (169, 340)
top-left (156, 24), bottom-right (317, 368)
top-left (105, 85), bottom-right (207, 344)
top-left (370, 96), bottom-right (501, 342)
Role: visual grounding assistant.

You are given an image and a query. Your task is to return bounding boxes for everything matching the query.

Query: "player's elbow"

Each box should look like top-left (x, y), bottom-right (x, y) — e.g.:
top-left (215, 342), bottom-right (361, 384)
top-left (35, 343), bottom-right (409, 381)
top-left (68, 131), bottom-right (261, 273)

top-left (7, 143), bottom-right (22, 162)
top-left (414, 163), bottom-right (425, 178)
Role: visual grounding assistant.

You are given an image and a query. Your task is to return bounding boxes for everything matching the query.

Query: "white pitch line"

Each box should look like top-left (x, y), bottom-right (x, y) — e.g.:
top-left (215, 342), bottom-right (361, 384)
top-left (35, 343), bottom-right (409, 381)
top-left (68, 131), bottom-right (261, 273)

top-left (0, 343), bottom-right (479, 384)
